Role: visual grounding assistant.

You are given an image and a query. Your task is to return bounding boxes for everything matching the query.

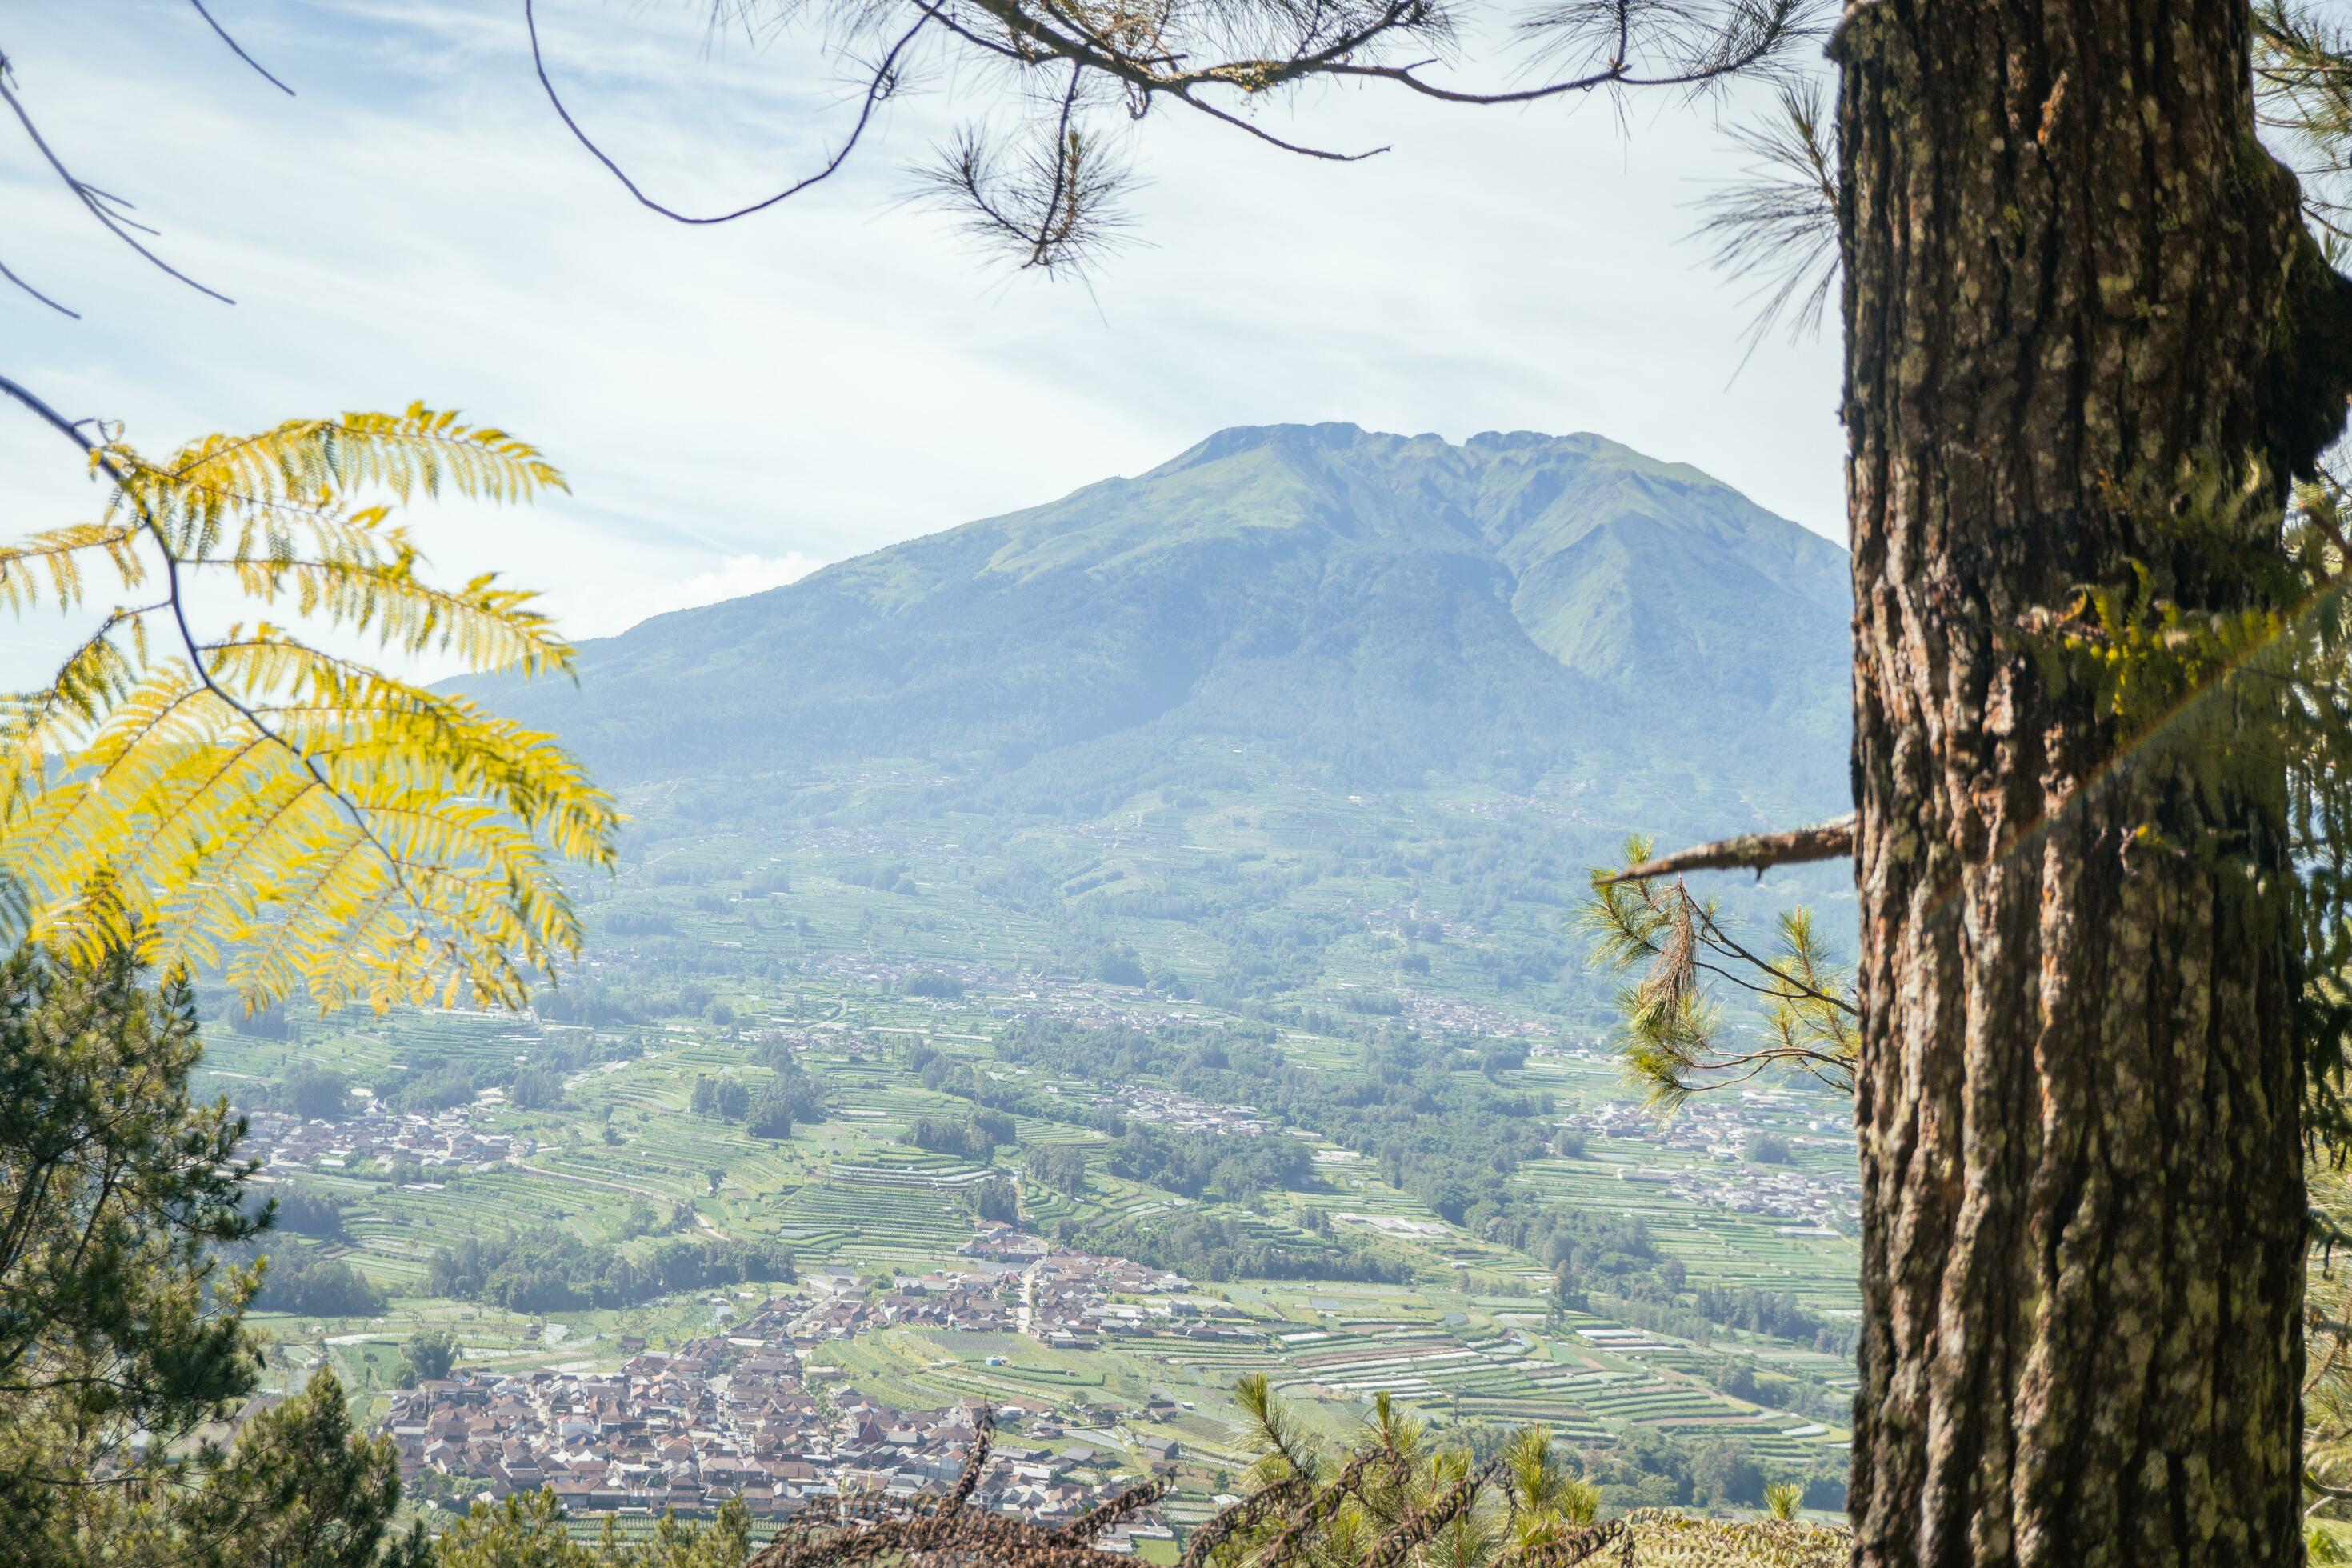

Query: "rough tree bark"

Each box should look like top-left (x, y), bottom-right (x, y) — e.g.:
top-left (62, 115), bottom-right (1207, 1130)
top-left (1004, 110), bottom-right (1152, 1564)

top-left (1835, 6), bottom-right (2352, 1566)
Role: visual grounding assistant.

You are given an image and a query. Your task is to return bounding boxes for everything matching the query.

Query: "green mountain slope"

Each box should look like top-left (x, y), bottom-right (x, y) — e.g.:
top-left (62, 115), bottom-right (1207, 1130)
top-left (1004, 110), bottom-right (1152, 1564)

top-left (494, 424), bottom-right (1850, 827)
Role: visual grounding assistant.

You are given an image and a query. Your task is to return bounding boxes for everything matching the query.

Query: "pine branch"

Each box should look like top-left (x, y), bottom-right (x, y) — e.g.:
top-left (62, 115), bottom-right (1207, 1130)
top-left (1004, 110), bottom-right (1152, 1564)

top-left (1599, 813), bottom-right (1856, 883)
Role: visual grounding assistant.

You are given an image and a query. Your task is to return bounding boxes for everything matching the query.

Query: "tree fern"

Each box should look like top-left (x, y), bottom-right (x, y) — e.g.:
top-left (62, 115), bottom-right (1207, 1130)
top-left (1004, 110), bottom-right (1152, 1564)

top-left (0, 393), bottom-right (618, 1012)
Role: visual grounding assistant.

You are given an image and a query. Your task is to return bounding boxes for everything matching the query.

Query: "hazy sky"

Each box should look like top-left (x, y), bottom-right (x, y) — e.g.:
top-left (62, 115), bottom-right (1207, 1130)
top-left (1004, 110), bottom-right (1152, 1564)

top-left (3, 0), bottom-right (1844, 654)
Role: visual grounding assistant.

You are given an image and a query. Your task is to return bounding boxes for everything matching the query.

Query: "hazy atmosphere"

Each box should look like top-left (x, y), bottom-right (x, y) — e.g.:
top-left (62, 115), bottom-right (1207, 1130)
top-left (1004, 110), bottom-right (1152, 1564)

top-left (4, 0), bottom-right (1841, 651)
top-left (8, 5), bottom-right (2342, 1567)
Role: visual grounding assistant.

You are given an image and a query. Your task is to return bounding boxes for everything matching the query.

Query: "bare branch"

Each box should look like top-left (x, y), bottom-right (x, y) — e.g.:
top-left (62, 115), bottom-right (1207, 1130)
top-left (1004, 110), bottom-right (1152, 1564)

top-left (0, 69), bottom-right (232, 304)
top-left (526, 0), bottom-right (929, 224)
top-left (1174, 89), bottom-right (1389, 158)
top-left (1602, 811), bottom-right (1855, 882)
top-left (534, 0), bottom-right (1822, 257)
top-left (186, 0), bottom-right (297, 97)
top-left (0, 254), bottom-right (79, 319)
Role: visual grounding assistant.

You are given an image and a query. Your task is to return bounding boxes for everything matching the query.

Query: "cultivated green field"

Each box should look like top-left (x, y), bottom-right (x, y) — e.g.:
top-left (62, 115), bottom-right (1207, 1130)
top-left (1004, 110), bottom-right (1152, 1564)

top-left (197, 768), bottom-right (1862, 1518)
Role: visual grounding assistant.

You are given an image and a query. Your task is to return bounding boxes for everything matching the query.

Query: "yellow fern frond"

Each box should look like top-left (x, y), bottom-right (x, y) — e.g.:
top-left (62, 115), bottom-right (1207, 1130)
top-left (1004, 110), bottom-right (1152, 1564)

top-left (213, 546), bottom-right (573, 677)
top-left (0, 406), bottom-right (614, 1013)
top-left (0, 523), bottom-right (144, 614)
top-left (128, 402), bottom-right (566, 551)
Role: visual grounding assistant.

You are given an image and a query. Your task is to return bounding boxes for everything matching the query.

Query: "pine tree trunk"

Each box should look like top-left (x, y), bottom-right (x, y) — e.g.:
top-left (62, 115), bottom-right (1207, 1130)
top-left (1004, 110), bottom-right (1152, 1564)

top-left (1835, 7), bottom-right (2352, 1565)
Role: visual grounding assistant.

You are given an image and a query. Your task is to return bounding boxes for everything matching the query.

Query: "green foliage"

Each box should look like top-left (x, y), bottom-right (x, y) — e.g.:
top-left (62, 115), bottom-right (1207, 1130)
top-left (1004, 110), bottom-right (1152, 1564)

top-left (747, 1051), bottom-right (826, 1133)
top-left (430, 1490), bottom-right (751, 1568)
top-left (1686, 1441), bottom-right (1764, 1509)
top-left (1693, 1286), bottom-right (1848, 1352)
top-left (1991, 458), bottom-right (2352, 1150)
top-left (383, 1064), bottom-right (478, 1115)
top-left (0, 945), bottom-right (265, 1534)
top-left (1025, 1143), bottom-right (1089, 1196)
top-left (904, 970), bottom-right (964, 998)
top-left (992, 1020), bottom-right (1550, 1223)
top-left (509, 1067), bottom-right (563, 1110)
top-left (398, 1329), bottom-right (458, 1386)
top-left (2306, 1164), bottom-right (2352, 1530)
top-left (597, 1498), bottom-right (754, 1568)
top-left (166, 1370), bottom-right (427, 1568)
top-left (230, 1003), bottom-right (294, 1039)
top-left (744, 1093), bottom-right (794, 1139)
top-left (430, 1490), bottom-right (585, 1568)
top-left (688, 1074), bottom-right (748, 1121)
top-left (900, 1112), bottom-right (1012, 1161)
top-left (281, 1064), bottom-right (355, 1120)
top-left (253, 1246), bottom-right (387, 1318)
top-left (1061, 1211), bottom-right (1409, 1285)
top-left (266, 1189), bottom-right (350, 1241)
top-left (1212, 1380), bottom-right (1599, 1568)
top-left (426, 1228), bottom-right (791, 1313)
top-left (1105, 1122), bottom-right (1313, 1203)
top-left (0, 949), bottom-right (431, 1566)
top-left (1546, 1263), bottom-right (1586, 1326)
top-left (963, 1174), bottom-right (1019, 1222)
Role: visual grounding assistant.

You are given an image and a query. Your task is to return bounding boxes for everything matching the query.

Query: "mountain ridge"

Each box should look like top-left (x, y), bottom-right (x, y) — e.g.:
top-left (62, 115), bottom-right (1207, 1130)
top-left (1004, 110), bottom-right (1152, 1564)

top-left (489, 423), bottom-right (1852, 830)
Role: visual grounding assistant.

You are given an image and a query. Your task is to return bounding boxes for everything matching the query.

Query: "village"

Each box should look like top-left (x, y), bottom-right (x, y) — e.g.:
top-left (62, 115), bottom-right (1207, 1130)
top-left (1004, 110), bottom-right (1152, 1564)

top-left (1086, 1086), bottom-right (1273, 1138)
top-left (235, 1101), bottom-right (528, 1179)
top-left (378, 1234), bottom-right (1252, 1533)
top-left (1562, 1090), bottom-right (1860, 1232)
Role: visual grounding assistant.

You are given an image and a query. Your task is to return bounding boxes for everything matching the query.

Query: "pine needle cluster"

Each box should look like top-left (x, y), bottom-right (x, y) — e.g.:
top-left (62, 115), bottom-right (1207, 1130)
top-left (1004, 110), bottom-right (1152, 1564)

top-left (0, 402), bottom-right (618, 1013)
top-left (1581, 841), bottom-right (1856, 1107)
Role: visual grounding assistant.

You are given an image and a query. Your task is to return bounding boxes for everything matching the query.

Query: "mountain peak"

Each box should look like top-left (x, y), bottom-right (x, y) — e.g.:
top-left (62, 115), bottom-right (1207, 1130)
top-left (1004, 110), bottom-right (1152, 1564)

top-left (480, 423), bottom-right (1850, 826)
top-left (1150, 422), bottom-right (1376, 474)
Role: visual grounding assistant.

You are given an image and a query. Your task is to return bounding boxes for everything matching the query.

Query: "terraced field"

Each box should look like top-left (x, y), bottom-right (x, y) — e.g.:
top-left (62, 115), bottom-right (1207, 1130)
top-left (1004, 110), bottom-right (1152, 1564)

top-left (774, 1161), bottom-right (994, 1266)
top-left (1511, 1158), bottom-right (1858, 1318)
top-left (198, 962), bottom-right (1861, 1520)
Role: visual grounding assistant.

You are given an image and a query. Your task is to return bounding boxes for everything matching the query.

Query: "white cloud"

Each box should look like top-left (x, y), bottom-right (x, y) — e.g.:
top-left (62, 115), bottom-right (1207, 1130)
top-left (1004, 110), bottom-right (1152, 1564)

top-left (558, 552), bottom-right (824, 638)
top-left (0, 0), bottom-right (1848, 698)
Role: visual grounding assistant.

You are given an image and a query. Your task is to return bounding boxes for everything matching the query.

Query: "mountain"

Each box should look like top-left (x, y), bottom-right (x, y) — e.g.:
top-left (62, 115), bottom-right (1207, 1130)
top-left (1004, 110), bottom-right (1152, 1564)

top-left (491, 424), bottom-right (1852, 828)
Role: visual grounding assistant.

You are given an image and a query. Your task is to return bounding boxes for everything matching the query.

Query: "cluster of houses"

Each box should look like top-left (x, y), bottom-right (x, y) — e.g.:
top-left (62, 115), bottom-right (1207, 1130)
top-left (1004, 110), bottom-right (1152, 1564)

top-left (381, 1296), bottom-right (1173, 1545)
top-left (790, 1271), bottom-right (1017, 1339)
top-left (234, 1102), bottom-right (527, 1178)
top-left (1566, 1093), bottom-right (1860, 1230)
top-left (776, 954), bottom-right (1191, 1039)
top-left (1392, 988), bottom-right (1552, 1040)
top-left (990, 1240), bottom-right (1258, 1353)
top-left (1092, 1086), bottom-right (1273, 1138)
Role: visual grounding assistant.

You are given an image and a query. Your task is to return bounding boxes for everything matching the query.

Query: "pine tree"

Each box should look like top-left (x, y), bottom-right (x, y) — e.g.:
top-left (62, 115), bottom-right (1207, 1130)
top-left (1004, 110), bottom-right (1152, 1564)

top-left (504, 10), bottom-right (2352, 1545)
top-left (0, 945), bottom-right (262, 1550)
top-left (0, 947), bottom-right (424, 1568)
top-left (166, 1370), bottom-right (429, 1568)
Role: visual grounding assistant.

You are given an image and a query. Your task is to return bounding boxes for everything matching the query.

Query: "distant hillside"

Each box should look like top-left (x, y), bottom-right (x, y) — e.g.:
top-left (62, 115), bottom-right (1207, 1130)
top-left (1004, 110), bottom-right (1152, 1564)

top-left (490, 424), bottom-right (1851, 829)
